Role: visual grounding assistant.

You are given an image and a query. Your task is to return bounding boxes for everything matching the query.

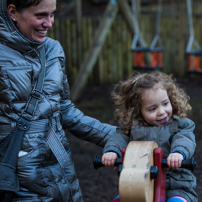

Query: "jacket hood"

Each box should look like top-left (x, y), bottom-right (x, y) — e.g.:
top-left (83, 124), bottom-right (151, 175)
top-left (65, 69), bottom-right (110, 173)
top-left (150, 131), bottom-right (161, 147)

top-left (0, 0), bottom-right (44, 54)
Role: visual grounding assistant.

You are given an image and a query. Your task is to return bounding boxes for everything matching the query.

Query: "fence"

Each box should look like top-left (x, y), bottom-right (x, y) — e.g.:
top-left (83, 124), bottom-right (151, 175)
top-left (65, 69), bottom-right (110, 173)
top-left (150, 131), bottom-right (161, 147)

top-left (48, 2), bottom-right (202, 86)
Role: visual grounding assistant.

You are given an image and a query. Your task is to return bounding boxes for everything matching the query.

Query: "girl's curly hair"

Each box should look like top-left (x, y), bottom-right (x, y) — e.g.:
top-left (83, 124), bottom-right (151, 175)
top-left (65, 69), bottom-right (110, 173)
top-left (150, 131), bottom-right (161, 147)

top-left (111, 71), bottom-right (191, 130)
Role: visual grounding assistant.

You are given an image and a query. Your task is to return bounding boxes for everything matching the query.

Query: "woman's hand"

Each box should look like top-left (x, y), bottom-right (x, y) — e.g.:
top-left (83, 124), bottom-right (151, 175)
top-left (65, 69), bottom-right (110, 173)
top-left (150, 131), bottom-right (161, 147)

top-left (167, 153), bottom-right (184, 169)
top-left (102, 152), bottom-right (118, 168)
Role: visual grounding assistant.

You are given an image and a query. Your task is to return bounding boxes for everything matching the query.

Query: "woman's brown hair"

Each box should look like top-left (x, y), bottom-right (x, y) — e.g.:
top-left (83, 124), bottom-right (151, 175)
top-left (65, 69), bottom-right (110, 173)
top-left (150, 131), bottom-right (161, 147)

top-left (7, 0), bottom-right (42, 12)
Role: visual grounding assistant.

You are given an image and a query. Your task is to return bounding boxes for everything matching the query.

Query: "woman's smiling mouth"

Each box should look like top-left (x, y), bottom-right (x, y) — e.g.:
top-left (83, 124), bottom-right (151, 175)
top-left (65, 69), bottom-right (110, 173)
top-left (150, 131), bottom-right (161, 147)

top-left (37, 30), bottom-right (47, 34)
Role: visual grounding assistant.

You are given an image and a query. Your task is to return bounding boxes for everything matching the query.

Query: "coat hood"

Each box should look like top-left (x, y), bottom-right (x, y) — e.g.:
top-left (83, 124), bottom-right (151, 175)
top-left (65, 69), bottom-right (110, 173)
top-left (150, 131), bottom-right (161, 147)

top-left (0, 0), bottom-right (44, 54)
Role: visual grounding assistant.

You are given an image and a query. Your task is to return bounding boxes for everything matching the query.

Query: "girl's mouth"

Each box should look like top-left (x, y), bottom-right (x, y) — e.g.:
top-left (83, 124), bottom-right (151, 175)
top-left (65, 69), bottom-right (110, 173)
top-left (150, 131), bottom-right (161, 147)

top-left (157, 117), bottom-right (167, 124)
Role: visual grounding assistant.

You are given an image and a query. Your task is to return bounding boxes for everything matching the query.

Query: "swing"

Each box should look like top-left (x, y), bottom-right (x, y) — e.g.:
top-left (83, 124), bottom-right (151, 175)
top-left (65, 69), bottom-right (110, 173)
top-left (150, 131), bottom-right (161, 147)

top-left (131, 0), bottom-right (164, 70)
top-left (186, 0), bottom-right (202, 73)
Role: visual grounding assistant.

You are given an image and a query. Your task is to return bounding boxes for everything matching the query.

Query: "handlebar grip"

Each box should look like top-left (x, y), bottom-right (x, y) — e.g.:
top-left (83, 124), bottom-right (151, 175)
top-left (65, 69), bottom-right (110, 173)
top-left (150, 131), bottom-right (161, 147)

top-left (94, 156), bottom-right (196, 171)
top-left (93, 155), bottom-right (122, 169)
top-left (93, 156), bottom-right (104, 169)
top-left (161, 157), bottom-right (196, 171)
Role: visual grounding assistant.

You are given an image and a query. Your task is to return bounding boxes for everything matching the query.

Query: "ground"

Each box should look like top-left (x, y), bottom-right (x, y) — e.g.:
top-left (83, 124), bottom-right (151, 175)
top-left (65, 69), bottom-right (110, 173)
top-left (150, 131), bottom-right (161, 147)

top-left (68, 75), bottom-right (202, 202)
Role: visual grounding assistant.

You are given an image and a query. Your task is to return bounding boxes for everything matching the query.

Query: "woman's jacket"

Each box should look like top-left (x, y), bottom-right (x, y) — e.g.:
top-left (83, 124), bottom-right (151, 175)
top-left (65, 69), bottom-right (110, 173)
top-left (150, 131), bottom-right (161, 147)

top-left (104, 116), bottom-right (197, 202)
top-left (0, 1), bottom-right (116, 201)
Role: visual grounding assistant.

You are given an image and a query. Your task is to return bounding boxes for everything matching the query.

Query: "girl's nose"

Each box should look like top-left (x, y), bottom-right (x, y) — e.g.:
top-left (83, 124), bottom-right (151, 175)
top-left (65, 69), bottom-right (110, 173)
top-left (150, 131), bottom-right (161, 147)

top-left (158, 107), bottom-right (165, 116)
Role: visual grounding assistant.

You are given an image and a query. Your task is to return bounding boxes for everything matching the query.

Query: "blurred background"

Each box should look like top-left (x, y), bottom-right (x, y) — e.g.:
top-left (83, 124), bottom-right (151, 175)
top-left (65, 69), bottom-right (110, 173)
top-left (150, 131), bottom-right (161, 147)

top-left (53, 0), bottom-right (202, 95)
top-left (52, 0), bottom-right (202, 201)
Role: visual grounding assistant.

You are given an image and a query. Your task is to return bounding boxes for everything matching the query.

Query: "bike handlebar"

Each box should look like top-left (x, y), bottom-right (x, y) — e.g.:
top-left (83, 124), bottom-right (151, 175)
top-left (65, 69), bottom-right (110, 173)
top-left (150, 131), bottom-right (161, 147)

top-left (93, 155), bottom-right (196, 171)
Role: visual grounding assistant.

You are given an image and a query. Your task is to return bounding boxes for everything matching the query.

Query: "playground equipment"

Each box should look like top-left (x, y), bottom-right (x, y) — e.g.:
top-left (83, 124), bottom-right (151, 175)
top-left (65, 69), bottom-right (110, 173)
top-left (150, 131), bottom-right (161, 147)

top-left (131, 0), bottom-right (164, 70)
top-left (186, 0), bottom-right (202, 73)
top-left (94, 141), bottom-right (196, 202)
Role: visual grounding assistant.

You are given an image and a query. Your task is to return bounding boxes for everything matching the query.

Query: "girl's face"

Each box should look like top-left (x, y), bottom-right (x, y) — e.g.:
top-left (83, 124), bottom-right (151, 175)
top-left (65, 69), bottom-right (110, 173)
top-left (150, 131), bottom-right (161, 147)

top-left (140, 86), bottom-right (173, 127)
top-left (7, 0), bottom-right (56, 43)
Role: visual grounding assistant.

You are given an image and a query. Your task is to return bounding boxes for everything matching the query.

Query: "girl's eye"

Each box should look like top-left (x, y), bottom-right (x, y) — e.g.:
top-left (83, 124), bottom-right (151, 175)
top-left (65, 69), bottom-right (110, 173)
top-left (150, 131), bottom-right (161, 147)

top-left (163, 101), bottom-right (169, 106)
top-left (149, 107), bottom-right (156, 112)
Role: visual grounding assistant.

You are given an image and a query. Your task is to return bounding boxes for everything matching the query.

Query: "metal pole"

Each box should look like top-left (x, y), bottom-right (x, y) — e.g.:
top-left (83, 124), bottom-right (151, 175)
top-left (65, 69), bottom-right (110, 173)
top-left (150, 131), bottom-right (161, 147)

top-left (131, 0), bottom-right (146, 49)
top-left (155, 0), bottom-right (162, 36)
top-left (186, 0), bottom-right (200, 52)
top-left (150, 0), bottom-right (162, 49)
top-left (131, 0), bottom-right (139, 36)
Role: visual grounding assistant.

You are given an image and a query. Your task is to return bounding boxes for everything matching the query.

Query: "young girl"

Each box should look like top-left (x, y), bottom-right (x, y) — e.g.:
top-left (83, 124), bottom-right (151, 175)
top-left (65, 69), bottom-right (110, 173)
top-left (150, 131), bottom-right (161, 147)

top-left (102, 72), bottom-right (197, 202)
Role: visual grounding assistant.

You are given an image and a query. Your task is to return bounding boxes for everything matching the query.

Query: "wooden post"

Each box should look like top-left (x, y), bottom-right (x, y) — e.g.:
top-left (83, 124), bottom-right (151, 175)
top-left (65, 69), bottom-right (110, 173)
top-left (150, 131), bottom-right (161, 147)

top-left (116, 0), bottom-right (149, 64)
top-left (116, 0), bottom-right (135, 35)
top-left (71, 0), bottom-right (118, 102)
top-left (116, 0), bottom-right (147, 48)
top-left (75, 0), bottom-right (82, 67)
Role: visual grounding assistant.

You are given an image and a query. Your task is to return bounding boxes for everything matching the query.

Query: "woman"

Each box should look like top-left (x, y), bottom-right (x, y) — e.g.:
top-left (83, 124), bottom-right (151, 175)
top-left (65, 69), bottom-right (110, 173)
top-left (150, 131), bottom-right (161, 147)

top-left (0, 0), bottom-right (116, 201)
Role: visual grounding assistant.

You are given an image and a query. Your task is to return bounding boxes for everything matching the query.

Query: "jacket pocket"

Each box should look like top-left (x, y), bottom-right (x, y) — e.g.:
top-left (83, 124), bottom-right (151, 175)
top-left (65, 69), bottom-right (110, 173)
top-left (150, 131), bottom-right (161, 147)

top-left (0, 65), bottom-right (32, 102)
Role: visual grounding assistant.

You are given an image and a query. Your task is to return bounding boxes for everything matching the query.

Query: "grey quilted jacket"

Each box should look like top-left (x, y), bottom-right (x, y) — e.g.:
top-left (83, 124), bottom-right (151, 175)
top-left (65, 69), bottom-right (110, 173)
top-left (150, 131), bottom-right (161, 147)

top-left (0, 0), bottom-right (116, 201)
top-left (104, 116), bottom-right (197, 202)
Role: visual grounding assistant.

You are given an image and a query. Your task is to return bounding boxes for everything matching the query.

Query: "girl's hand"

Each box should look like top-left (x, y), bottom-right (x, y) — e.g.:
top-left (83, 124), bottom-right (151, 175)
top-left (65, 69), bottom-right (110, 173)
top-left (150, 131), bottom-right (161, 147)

top-left (167, 153), bottom-right (184, 169)
top-left (102, 152), bottom-right (118, 168)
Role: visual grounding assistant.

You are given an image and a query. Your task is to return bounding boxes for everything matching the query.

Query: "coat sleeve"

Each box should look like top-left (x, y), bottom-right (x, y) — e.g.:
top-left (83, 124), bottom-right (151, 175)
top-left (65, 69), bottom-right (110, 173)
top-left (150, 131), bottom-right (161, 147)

top-left (103, 127), bottom-right (130, 156)
top-left (58, 47), bottom-right (116, 147)
top-left (170, 117), bottom-right (196, 159)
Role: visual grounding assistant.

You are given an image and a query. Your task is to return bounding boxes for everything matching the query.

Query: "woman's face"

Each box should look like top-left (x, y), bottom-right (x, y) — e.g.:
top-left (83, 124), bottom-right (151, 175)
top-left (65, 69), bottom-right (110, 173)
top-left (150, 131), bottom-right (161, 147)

top-left (7, 0), bottom-right (56, 43)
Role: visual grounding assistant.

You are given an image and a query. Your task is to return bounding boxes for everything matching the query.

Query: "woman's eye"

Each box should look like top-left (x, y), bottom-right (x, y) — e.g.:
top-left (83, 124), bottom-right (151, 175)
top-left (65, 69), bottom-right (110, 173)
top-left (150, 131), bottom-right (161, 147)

top-left (37, 14), bottom-right (44, 18)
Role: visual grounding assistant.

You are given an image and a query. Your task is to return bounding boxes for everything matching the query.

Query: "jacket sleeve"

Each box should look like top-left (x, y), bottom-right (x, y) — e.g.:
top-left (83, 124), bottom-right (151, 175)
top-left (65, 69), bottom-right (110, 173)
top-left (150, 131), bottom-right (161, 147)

top-left (58, 49), bottom-right (116, 147)
top-left (170, 117), bottom-right (196, 159)
top-left (61, 99), bottom-right (116, 147)
top-left (103, 127), bottom-right (130, 156)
